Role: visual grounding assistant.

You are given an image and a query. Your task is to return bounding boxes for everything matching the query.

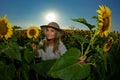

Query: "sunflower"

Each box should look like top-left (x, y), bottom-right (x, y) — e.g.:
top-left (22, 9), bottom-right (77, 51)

top-left (27, 26), bottom-right (39, 39)
top-left (96, 5), bottom-right (112, 37)
top-left (103, 37), bottom-right (114, 52)
top-left (0, 15), bottom-right (13, 40)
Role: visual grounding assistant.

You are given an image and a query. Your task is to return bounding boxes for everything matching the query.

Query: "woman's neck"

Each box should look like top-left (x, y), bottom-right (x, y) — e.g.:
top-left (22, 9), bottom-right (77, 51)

top-left (47, 39), bottom-right (54, 46)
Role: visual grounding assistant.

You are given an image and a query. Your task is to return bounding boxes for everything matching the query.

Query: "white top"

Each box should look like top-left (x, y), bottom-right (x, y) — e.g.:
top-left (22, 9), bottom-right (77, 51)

top-left (37, 41), bottom-right (67, 60)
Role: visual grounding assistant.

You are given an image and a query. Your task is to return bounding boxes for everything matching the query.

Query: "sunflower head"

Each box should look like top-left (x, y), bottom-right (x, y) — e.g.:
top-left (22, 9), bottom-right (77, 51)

top-left (96, 5), bottom-right (112, 37)
top-left (0, 15), bottom-right (13, 40)
top-left (27, 26), bottom-right (39, 39)
top-left (103, 37), bottom-right (114, 52)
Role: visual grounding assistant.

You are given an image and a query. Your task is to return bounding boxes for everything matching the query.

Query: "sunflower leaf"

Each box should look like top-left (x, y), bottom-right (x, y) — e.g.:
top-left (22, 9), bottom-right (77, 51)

top-left (4, 42), bottom-right (21, 61)
top-left (24, 49), bottom-right (35, 64)
top-left (72, 18), bottom-right (95, 30)
top-left (48, 48), bottom-right (90, 80)
top-left (0, 63), bottom-right (15, 80)
top-left (32, 60), bottom-right (56, 77)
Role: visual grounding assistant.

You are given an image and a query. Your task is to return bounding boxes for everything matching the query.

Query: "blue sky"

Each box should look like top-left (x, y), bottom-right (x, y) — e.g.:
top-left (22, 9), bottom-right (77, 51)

top-left (0, 0), bottom-right (120, 31)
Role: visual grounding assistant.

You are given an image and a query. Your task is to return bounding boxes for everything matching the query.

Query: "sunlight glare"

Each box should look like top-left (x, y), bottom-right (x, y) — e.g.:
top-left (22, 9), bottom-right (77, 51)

top-left (45, 12), bottom-right (57, 22)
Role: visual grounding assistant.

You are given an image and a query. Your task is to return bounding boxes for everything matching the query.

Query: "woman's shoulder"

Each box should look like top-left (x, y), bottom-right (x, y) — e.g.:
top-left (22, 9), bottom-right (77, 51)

top-left (59, 41), bottom-right (66, 47)
top-left (59, 41), bottom-right (63, 44)
top-left (59, 41), bottom-right (67, 54)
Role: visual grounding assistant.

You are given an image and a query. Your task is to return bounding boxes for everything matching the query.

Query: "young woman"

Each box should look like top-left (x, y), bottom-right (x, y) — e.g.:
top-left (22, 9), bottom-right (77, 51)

top-left (32, 22), bottom-right (67, 60)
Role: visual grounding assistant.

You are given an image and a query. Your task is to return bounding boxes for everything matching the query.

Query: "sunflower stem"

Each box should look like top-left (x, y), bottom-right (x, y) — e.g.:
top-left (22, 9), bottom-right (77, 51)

top-left (3, 37), bottom-right (9, 45)
top-left (32, 49), bottom-right (39, 80)
top-left (84, 30), bottom-right (98, 56)
top-left (81, 43), bottom-right (84, 55)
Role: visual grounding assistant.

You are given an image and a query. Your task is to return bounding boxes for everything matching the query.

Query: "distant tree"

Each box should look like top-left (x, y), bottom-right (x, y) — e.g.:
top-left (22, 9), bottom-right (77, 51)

top-left (13, 25), bottom-right (22, 30)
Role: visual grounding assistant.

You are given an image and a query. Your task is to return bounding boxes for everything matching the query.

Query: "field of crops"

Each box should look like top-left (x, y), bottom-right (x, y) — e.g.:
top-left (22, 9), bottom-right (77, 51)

top-left (13, 29), bottom-right (120, 49)
top-left (1, 29), bottom-right (119, 80)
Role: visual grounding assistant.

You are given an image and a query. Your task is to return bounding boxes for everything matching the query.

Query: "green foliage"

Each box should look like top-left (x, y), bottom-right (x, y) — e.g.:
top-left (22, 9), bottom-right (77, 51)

top-left (13, 25), bottom-right (22, 30)
top-left (32, 60), bottom-right (56, 77)
top-left (107, 39), bottom-right (120, 79)
top-left (72, 33), bottom-right (89, 44)
top-left (0, 64), bottom-right (15, 80)
top-left (72, 18), bottom-right (96, 30)
top-left (0, 25), bottom-right (120, 80)
top-left (48, 48), bottom-right (91, 80)
top-left (3, 42), bottom-right (22, 61)
top-left (24, 49), bottom-right (35, 64)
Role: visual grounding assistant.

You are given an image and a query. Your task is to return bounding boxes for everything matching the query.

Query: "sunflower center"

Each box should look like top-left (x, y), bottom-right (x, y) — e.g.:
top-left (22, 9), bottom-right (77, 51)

top-left (29, 29), bottom-right (36, 36)
top-left (0, 20), bottom-right (8, 35)
top-left (102, 17), bottom-right (109, 32)
top-left (105, 38), bottom-right (113, 50)
top-left (106, 42), bottom-right (111, 49)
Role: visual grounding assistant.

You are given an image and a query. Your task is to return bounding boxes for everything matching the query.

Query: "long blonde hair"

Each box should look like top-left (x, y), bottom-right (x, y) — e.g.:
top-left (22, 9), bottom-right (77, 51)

top-left (43, 28), bottom-right (62, 54)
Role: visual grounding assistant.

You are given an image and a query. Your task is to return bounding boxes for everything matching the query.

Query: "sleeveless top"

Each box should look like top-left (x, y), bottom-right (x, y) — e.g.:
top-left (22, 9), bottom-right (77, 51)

top-left (37, 41), bottom-right (67, 60)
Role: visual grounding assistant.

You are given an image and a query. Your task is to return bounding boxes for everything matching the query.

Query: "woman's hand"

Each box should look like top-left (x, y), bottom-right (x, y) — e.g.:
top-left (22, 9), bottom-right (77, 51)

top-left (31, 42), bottom-right (37, 50)
top-left (78, 56), bottom-right (87, 64)
top-left (31, 42), bottom-right (39, 56)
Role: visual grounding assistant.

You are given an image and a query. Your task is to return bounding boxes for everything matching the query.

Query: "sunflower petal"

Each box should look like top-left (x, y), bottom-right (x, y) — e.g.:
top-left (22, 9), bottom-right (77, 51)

top-left (0, 15), bottom-right (13, 40)
top-left (97, 5), bottom-right (112, 37)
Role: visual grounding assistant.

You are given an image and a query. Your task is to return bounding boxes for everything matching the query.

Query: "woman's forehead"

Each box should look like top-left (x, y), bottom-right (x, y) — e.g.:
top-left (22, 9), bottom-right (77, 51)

top-left (46, 27), bottom-right (56, 30)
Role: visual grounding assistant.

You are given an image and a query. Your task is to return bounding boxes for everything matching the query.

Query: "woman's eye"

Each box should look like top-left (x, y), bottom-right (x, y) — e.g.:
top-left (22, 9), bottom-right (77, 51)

top-left (46, 29), bottom-right (49, 31)
top-left (51, 30), bottom-right (54, 32)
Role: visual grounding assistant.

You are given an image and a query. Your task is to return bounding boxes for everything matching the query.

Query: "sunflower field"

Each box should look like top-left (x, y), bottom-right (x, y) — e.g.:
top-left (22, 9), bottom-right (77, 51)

top-left (0, 5), bottom-right (120, 80)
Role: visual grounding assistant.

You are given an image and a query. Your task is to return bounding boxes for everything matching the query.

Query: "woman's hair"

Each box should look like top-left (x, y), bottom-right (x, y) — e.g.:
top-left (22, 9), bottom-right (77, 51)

top-left (43, 28), bottom-right (61, 54)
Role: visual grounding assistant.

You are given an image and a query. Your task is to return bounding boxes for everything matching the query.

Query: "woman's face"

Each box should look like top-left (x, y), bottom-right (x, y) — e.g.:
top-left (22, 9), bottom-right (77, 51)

top-left (45, 27), bottom-right (56, 40)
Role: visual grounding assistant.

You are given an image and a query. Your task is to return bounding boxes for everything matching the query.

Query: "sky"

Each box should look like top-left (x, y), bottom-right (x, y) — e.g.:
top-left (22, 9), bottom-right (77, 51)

top-left (0, 0), bottom-right (120, 31)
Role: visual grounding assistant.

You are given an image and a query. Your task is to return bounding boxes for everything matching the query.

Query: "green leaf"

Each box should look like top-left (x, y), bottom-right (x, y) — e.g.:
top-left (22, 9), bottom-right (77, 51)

top-left (62, 48), bottom-right (81, 57)
top-left (0, 64), bottom-right (15, 80)
top-left (4, 42), bottom-right (21, 61)
top-left (72, 34), bottom-right (89, 44)
top-left (48, 48), bottom-right (90, 80)
top-left (10, 32), bottom-right (19, 42)
top-left (92, 16), bottom-right (98, 20)
top-left (0, 42), bottom-right (6, 55)
top-left (32, 60), bottom-right (56, 77)
top-left (95, 45), bottom-right (104, 56)
top-left (24, 49), bottom-right (35, 64)
top-left (6, 64), bottom-right (16, 80)
top-left (72, 18), bottom-right (95, 30)
top-left (0, 61), bottom-right (5, 71)
top-left (95, 45), bottom-right (108, 71)
top-left (19, 63), bottom-right (30, 80)
top-left (50, 63), bottom-right (90, 80)
top-left (72, 18), bottom-right (87, 23)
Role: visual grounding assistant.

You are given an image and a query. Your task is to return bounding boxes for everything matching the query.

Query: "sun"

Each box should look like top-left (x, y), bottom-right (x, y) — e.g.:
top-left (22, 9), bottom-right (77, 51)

top-left (45, 12), bottom-right (57, 22)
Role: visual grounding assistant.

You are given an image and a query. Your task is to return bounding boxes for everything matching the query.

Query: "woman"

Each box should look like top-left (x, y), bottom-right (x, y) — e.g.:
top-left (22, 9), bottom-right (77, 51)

top-left (32, 22), bottom-right (67, 60)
